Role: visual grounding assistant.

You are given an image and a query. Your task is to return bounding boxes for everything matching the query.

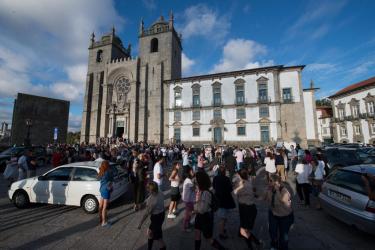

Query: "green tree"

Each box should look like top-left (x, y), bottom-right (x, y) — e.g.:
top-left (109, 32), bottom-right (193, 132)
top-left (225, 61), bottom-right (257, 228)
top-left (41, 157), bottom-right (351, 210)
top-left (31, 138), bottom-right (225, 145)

top-left (67, 132), bottom-right (80, 144)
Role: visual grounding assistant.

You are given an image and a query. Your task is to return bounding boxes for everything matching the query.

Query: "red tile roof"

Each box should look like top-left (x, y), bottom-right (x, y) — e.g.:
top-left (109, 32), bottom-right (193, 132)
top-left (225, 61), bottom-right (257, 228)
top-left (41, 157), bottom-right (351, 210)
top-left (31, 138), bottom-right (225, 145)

top-left (330, 76), bottom-right (375, 98)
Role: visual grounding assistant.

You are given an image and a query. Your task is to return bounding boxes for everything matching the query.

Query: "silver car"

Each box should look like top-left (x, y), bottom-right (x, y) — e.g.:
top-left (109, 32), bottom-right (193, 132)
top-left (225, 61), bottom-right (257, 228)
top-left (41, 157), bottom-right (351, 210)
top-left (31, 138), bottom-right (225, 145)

top-left (319, 165), bottom-right (375, 234)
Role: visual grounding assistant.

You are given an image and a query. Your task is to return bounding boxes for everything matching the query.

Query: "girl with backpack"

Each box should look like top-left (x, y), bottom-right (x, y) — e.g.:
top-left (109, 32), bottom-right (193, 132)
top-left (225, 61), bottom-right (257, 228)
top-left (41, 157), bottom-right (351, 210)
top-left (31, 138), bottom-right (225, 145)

top-left (194, 171), bottom-right (226, 250)
top-left (234, 168), bottom-right (261, 249)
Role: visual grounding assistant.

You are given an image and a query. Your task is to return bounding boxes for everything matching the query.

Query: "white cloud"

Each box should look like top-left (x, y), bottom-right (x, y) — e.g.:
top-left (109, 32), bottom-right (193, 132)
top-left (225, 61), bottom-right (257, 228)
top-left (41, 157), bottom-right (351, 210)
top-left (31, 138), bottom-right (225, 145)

top-left (50, 63), bottom-right (87, 101)
top-left (310, 24), bottom-right (330, 40)
top-left (285, 0), bottom-right (347, 40)
top-left (178, 4), bottom-right (230, 42)
top-left (142, 0), bottom-right (156, 10)
top-left (211, 39), bottom-right (272, 73)
top-left (0, 0), bottom-right (123, 133)
top-left (68, 113), bottom-right (82, 132)
top-left (306, 63), bottom-right (336, 72)
top-left (181, 53), bottom-right (195, 75)
top-left (0, 0), bottom-right (123, 63)
top-left (350, 61), bottom-right (375, 76)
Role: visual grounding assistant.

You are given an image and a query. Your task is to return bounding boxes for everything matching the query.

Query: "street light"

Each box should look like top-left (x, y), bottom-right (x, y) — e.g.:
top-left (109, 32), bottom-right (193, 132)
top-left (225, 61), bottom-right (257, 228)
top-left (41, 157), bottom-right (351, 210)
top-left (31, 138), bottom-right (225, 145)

top-left (24, 119), bottom-right (32, 146)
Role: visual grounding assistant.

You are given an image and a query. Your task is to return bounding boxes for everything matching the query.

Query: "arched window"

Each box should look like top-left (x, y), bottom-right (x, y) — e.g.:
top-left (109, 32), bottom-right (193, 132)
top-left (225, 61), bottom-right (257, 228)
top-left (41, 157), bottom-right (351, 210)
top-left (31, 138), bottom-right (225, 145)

top-left (150, 38), bottom-right (158, 53)
top-left (96, 50), bottom-right (103, 62)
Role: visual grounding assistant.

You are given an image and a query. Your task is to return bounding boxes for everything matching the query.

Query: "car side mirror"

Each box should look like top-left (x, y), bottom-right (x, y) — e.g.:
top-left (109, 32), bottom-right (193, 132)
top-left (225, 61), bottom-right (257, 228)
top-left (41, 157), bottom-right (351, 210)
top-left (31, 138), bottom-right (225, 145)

top-left (38, 176), bottom-right (46, 181)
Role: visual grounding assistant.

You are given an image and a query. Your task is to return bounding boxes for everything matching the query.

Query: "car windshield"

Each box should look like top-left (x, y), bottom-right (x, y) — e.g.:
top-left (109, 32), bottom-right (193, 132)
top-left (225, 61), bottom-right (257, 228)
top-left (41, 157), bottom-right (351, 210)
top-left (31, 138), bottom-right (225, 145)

top-left (327, 169), bottom-right (367, 195)
top-left (0, 147), bottom-right (24, 156)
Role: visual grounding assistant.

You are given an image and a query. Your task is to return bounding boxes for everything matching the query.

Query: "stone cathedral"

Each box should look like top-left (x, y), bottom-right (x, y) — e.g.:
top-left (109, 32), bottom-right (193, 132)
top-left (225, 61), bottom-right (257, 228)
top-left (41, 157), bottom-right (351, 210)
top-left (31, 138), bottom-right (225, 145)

top-left (81, 13), bottom-right (181, 144)
top-left (81, 13), bottom-right (318, 146)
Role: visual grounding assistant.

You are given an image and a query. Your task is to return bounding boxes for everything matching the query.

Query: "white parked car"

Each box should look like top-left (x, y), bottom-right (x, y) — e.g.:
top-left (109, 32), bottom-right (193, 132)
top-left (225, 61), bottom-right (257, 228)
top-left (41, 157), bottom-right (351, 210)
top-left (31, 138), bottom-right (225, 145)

top-left (8, 161), bottom-right (129, 213)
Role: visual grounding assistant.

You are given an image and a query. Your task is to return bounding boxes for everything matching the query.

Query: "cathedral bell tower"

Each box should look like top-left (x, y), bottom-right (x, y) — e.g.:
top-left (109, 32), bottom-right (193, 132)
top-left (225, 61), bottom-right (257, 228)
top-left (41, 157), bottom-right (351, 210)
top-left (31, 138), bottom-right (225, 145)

top-left (138, 12), bottom-right (182, 143)
top-left (81, 27), bottom-right (131, 143)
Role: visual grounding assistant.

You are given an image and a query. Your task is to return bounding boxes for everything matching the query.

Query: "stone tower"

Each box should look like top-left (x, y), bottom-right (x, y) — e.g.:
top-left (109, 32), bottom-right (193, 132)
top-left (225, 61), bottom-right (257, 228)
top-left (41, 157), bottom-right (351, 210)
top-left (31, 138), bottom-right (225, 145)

top-left (80, 28), bottom-right (131, 143)
top-left (80, 13), bottom-right (181, 144)
top-left (138, 12), bottom-right (182, 143)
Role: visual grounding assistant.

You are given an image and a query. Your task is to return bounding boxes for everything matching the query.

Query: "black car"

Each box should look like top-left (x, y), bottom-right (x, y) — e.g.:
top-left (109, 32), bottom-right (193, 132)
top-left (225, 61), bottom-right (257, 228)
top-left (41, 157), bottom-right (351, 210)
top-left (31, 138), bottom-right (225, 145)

top-left (0, 146), bottom-right (47, 172)
top-left (323, 147), bottom-right (375, 173)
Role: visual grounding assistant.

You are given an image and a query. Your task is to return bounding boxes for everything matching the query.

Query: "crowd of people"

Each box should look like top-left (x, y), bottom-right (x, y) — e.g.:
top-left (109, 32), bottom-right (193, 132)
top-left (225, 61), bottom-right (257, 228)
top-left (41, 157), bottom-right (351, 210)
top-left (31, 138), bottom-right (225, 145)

top-left (85, 142), bottom-right (323, 250)
top-left (3, 141), bottom-right (332, 250)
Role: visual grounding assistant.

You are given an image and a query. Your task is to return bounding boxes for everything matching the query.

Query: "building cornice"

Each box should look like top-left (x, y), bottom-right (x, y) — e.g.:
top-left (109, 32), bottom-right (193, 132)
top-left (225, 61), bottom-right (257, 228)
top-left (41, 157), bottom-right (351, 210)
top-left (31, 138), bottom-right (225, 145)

top-left (164, 65), bottom-right (305, 85)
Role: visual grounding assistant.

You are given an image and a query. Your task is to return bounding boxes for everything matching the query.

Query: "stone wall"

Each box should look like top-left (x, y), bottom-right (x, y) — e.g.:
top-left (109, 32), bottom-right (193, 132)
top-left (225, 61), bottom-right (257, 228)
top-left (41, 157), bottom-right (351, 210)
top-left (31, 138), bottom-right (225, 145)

top-left (11, 93), bottom-right (69, 145)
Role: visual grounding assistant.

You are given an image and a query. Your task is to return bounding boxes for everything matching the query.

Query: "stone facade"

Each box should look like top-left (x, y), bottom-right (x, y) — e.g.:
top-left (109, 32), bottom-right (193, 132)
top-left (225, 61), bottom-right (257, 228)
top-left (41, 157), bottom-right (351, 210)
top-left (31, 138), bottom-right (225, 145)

top-left (166, 66), bottom-right (318, 147)
top-left (81, 13), bottom-right (181, 144)
top-left (11, 93), bottom-right (69, 145)
top-left (329, 76), bottom-right (375, 144)
top-left (81, 13), bottom-right (318, 146)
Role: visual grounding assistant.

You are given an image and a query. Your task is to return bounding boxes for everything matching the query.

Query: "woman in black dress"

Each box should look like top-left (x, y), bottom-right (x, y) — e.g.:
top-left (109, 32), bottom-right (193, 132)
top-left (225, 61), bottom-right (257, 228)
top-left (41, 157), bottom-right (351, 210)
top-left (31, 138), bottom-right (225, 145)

top-left (213, 165), bottom-right (236, 239)
top-left (133, 154), bottom-right (146, 211)
top-left (194, 171), bottom-right (226, 250)
top-left (234, 168), bottom-right (261, 249)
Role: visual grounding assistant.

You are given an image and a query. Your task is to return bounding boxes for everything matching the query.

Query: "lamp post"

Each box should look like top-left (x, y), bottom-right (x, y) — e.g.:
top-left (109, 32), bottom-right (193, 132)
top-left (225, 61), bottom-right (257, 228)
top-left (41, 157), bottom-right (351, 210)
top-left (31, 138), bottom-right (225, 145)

top-left (24, 119), bottom-right (32, 146)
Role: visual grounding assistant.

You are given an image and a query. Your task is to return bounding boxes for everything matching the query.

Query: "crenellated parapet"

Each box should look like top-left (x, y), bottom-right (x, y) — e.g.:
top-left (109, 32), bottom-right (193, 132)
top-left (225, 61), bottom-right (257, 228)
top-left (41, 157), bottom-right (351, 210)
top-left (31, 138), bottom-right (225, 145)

top-left (108, 57), bottom-right (138, 65)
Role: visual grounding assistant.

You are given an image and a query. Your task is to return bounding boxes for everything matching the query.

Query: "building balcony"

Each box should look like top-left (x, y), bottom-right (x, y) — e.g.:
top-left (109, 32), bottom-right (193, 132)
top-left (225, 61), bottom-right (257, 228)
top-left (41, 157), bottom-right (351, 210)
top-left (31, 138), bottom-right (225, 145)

top-left (282, 97), bottom-right (294, 104)
top-left (172, 104), bottom-right (183, 109)
top-left (235, 98), bottom-right (246, 106)
top-left (212, 100), bottom-right (222, 107)
top-left (257, 97), bottom-right (271, 104)
top-left (191, 102), bottom-right (201, 108)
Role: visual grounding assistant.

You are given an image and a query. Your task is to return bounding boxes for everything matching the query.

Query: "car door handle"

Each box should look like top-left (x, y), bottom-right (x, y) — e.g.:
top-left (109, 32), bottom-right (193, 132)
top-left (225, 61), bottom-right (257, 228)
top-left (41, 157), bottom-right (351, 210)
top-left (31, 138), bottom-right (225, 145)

top-left (62, 184), bottom-right (68, 186)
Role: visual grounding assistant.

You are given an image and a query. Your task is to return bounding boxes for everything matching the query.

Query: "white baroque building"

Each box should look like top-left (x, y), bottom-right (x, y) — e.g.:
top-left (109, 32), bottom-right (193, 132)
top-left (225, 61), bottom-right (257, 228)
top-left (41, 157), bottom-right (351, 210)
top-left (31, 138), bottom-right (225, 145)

top-left (166, 65), bottom-right (319, 147)
top-left (316, 106), bottom-right (333, 144)
top-left (330, 76), bottom-right (375, 144)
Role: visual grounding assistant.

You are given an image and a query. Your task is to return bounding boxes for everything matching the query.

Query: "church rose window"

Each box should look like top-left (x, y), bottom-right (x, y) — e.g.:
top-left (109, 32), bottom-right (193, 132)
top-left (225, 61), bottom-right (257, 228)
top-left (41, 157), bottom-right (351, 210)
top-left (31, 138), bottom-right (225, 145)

top-left (115, 77), bottom-right (130, 102)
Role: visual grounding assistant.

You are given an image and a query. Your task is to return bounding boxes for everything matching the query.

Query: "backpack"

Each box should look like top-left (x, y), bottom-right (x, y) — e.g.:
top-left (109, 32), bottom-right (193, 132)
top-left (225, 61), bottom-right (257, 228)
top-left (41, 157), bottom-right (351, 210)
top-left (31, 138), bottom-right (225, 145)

top-left (208, 190), bottom-right (219, 212)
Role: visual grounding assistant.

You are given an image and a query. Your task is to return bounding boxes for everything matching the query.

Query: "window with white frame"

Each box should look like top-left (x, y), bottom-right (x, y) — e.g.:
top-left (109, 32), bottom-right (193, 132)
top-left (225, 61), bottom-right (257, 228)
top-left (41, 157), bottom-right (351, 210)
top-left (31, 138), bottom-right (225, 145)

top-left (260, 125), bottom-right (270, 143)
top-left (338, 108), bottom-right (345, 119)
top-left (213, 86), bottom-right (221, 106)
top-left (213, 109), bottom-right (221, 119)
top-left (174, 128), bottom-right (181, 142)
top-left (258, 83), bottom-right (268, 102)
top-left (368, 101), bottom-right (374, 115)
top-left (192, 127), bottom-right (200, 137)
top-left (354, 125), bottom-right (361, 135)
top-left (237, 126), bottom-right (246, 136)
top-left (340, 125), bottom-right (347, 136)
top-left (192, 87), bottom-right (200, 107)
top-left (352, 105), bottom-right (359, 118)
top-left (282, 88), bottom-right (292, 102)
top-left (174, 111), bottom-right (181, 121)
top-left (371, 123), bottom-right (375, 134)
top-left (236, 108), bottom-right (246, 119)
top-left (174, 89), bottom-right (182, 107)
top-left (236, 85), bottom-right (245, 105)
top-left (323, 128), bottom-right (328, 135)
top-left (192, 110), bottom-right (200, 120)
top-left (259, 106), bottom-right (269, 117)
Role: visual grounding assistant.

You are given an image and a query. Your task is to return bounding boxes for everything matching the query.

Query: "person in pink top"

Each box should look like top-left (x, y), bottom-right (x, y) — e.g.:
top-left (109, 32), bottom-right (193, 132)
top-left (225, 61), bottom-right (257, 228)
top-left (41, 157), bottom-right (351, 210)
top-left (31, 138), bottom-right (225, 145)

top-left (197, 152), bottom-right (207, 172)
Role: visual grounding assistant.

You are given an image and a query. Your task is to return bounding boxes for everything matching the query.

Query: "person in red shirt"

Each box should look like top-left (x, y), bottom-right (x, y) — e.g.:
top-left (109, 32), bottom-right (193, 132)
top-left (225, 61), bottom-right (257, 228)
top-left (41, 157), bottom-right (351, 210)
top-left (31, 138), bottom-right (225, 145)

top-left (51, 149), bottom-right (62, 168)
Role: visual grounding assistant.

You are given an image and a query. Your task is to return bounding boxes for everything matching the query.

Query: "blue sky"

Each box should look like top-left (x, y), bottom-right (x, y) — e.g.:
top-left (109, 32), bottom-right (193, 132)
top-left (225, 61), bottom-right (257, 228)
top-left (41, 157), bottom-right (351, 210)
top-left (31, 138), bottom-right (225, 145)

top-left (0, 0), bottom-right (374, 131)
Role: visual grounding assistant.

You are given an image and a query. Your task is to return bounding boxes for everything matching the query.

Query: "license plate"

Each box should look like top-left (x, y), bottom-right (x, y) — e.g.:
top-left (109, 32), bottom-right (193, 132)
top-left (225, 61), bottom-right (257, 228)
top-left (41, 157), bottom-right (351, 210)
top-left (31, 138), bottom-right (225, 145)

top-left (328, 189), bottom-right (351, 204)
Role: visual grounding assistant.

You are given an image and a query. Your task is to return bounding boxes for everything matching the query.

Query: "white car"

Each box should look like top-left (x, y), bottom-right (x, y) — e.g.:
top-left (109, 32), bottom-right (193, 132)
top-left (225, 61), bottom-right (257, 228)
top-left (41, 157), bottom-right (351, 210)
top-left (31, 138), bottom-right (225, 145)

top-left (8, 161), bottom-right (129, 213)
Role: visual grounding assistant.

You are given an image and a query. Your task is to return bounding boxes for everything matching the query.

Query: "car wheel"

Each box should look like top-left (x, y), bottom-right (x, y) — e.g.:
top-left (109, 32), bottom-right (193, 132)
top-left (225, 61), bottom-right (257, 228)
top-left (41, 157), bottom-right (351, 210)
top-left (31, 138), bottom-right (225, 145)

top-left (13, 190), bottom-right (30, 208)
top-left (82, 195), bottom-right (98, 214)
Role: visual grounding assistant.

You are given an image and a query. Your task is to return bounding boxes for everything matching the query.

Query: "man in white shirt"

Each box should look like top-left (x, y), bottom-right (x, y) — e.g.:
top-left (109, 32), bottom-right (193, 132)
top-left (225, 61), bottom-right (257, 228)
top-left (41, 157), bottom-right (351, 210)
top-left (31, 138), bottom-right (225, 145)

top-left (17, 150), bottom-right (29, 180)
top-left (153, 156), bottom-right (165, 191)
top-left (234, 147), bottom-right (244, 171)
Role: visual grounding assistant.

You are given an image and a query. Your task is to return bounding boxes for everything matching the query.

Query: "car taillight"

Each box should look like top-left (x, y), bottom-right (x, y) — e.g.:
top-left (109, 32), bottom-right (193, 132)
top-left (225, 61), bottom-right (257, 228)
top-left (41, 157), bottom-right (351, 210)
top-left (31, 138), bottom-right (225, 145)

top-left (365, 200), bottom-right (375, 213)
